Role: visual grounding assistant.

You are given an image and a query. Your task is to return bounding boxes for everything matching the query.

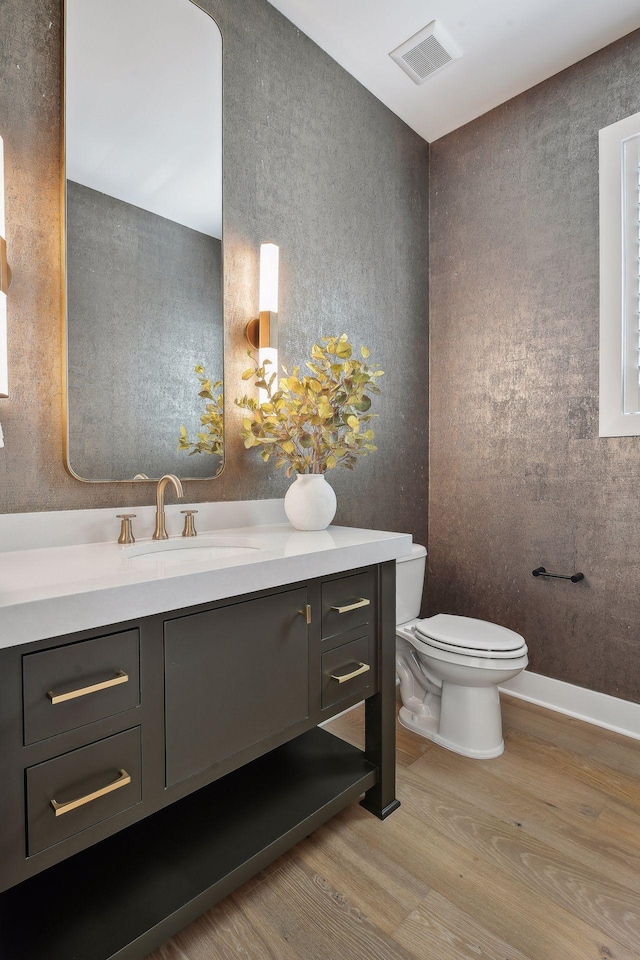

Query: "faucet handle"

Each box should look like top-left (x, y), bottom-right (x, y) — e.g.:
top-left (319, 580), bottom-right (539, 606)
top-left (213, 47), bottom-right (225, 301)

top-left (181, 510), bottom-right (198, 538)
top-left (116, 514), bottom-right (136, 545)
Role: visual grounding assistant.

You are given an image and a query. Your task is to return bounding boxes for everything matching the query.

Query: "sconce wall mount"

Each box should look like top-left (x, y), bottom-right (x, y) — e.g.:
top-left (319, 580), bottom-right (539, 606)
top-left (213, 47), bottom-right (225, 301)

top-left (245, 309), bottom-right (277, 352)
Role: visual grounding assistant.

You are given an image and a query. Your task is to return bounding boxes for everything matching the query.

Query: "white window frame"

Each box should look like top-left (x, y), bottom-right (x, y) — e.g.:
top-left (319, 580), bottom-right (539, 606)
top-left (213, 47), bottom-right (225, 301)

top-left (599, 110), bottom-right (640, 437)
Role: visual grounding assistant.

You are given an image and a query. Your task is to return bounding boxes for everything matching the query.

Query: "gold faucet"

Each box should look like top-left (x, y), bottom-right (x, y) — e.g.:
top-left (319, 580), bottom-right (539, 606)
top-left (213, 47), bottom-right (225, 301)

top-left (153, 474), bottom-right (184, 540)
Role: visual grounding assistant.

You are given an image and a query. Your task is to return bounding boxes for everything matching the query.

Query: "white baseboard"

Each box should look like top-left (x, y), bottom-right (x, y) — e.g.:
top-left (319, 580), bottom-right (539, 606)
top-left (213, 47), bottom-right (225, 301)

top-left (500, 670), bottom-right (640, 742)
top-left (322, 672), bottom-right (640, 743)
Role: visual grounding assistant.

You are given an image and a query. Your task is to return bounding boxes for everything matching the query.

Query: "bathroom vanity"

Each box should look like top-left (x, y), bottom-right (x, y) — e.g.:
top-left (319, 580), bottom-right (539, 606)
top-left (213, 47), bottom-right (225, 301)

top-left (0, 512), bottom-right (410, 960)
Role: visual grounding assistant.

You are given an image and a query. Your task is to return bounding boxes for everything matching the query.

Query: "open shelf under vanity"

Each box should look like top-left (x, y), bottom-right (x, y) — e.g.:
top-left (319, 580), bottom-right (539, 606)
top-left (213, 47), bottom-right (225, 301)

top-left (0, 728), bottom-right (377, 960)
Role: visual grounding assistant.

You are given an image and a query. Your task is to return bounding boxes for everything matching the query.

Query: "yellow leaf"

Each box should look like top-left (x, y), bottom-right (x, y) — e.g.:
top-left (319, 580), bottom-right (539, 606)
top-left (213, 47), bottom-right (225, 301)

top-left (360, 346), bottom-right (370, 359)
top-left (242, 368), bottom-right (254, 380)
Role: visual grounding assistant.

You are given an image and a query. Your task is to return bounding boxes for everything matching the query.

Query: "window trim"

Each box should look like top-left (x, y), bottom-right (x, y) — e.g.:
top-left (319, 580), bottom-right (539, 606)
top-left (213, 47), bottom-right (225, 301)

top-left (599, 110), bottom-right (640, 437)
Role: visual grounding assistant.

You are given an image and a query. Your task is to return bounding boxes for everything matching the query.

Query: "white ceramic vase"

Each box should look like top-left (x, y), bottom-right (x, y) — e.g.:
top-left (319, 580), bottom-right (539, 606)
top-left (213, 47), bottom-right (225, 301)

top-left (284, 474), bottom-right (337, 531)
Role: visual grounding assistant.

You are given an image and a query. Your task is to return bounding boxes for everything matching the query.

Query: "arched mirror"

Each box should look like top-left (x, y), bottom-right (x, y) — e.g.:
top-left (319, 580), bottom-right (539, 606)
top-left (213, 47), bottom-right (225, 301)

top-left (63, 0), bottom-right (223, 481)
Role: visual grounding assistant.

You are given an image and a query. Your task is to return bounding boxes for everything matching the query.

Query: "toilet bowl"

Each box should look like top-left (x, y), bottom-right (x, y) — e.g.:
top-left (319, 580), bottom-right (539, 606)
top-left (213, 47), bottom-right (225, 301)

top-left (396, 546), bottom-right (528, 758)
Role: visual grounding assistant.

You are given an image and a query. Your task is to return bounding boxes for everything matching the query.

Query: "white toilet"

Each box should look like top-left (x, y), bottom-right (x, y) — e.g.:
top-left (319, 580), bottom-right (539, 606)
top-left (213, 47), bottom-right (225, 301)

top-left (396, 545), bottom-right (528, 759)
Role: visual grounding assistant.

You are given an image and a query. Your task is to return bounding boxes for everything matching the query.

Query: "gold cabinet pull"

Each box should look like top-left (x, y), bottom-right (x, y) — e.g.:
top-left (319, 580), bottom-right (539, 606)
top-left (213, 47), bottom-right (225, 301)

top-left (298, 604), bottom-right (312, 625)
top-left (330, 598), bottom-right (370, 614)
top-left (50, 768), bottom-right (131, 817)
top-left (47, 670), bottom-right (129, 705)
top-left (330, 662), bottom-right (371, 684)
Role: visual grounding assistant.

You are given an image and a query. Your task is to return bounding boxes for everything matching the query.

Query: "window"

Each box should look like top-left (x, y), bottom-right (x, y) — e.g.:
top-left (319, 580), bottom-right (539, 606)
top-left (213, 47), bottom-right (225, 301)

top-left (599, 111), bottom-right (640, 436)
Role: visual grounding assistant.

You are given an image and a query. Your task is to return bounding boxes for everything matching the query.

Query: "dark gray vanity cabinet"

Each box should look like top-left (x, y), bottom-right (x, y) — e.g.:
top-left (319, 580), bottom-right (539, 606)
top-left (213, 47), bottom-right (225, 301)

top-left (0, 562), bottom-right (398, 960)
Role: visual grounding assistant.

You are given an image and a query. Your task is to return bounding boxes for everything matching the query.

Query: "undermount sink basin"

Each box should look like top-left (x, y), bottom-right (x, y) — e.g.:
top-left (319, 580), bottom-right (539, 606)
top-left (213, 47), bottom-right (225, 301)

top-left (124, 535), bottom-right (267, 566)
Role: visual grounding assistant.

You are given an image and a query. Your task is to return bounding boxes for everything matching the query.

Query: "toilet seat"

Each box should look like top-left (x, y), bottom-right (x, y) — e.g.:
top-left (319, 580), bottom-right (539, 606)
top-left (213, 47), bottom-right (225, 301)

top-left (409, 636), bottom-right (529, 670)
top-left (413, 632), bottom-right (528, 661)
top-left (397, 621), bottom-right (528, 671)
top-left (413, 614), bottom-right (527, 659)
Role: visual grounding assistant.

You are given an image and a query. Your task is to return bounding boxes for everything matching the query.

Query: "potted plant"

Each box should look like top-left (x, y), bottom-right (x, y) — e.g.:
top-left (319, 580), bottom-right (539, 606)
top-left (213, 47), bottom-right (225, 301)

top-left (236, 334), bottom-right (383, 530)
top-left (178, 365), bottom-right (224, 458)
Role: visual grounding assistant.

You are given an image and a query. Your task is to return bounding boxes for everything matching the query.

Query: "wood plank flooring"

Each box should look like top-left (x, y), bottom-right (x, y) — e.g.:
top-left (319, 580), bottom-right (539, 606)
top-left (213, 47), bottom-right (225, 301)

top-left (146, 696), bottom-right (640, 960)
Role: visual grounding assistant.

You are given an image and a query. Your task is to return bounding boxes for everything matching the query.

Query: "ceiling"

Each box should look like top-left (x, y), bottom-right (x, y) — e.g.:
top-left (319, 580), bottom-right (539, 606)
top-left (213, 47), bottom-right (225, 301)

top-left (266, 0), bottom-right (640, 142)
top-left (65, 0), bottom-right (222, 238)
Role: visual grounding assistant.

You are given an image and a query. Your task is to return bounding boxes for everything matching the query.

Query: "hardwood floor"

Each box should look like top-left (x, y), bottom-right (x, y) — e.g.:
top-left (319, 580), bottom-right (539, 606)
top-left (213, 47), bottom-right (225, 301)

top-left (147, 697), bottom-right (640, 960)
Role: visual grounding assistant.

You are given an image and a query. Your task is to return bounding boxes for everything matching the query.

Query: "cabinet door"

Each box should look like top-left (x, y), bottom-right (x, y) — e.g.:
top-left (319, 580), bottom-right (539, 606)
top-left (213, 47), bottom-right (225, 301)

top-left (164, 588), bottom-right (309, 786)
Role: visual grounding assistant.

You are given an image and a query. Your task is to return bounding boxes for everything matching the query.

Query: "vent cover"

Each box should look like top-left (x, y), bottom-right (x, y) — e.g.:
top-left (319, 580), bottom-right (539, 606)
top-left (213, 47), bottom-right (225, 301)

top-left (390, 21), bottom-right (463, 85)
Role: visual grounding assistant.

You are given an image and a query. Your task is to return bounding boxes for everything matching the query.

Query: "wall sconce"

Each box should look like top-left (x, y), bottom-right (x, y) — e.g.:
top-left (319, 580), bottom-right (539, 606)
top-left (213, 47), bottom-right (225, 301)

top-left (0, 135), bottom-right (11, 399)
top-left (246, 243), bottom-right (279, 399)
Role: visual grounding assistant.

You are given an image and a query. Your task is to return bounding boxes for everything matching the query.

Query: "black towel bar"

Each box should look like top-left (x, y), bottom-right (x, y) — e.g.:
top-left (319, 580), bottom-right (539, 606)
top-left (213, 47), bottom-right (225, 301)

top-left (532, 567), bottom-right (584, 583)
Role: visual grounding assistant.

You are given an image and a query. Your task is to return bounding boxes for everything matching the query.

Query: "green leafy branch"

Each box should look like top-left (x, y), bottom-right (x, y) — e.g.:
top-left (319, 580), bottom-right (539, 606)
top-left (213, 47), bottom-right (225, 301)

top-left (235, 334), bottom-right (383, 477)
top-left (178, 365), bottom-right (224, 457)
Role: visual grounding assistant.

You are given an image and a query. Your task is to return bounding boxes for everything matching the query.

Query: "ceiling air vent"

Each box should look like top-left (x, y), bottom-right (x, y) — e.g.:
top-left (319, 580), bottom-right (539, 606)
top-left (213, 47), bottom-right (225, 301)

top-left (390, 21), bottom-right (463, 85)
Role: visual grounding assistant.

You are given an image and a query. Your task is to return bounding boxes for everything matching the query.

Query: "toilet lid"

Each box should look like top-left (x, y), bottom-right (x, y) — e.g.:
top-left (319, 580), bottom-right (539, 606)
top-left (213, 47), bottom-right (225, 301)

top-left (414, 614), bottom-right (527, 654)
top-left (412, 632), bottom-right (528, 660)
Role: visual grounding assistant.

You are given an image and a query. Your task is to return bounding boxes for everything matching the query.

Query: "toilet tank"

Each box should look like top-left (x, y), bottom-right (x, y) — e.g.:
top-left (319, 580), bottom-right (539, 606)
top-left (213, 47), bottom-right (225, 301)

top-left (396, 544), bottom-right (427, 625)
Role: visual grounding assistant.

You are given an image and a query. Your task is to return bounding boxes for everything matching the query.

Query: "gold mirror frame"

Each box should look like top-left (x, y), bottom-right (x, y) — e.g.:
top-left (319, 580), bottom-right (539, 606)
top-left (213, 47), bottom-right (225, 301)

top-left (61, 0), bottom-right (225, 484)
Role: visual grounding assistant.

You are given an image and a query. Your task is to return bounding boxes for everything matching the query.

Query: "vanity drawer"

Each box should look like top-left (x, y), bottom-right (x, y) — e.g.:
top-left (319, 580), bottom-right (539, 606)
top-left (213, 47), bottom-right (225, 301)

top-left (23, 629), bottom-right (140, 745)
top-left (321, 634), bottom-right (375, 710)
top-left (26, 727), bottom-right (142, 857)
top-left (321, 571), bottom-right (375, 640)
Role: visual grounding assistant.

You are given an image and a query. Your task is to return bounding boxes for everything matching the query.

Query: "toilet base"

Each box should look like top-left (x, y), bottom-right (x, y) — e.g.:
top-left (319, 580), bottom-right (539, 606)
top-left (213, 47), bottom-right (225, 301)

top-left (398, 705), bottom-right (505, 759)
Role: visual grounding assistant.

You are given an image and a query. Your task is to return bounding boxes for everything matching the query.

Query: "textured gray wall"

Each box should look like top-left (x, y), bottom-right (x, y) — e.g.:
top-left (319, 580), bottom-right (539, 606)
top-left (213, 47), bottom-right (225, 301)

top-left (0, 0), bottom-right (429, 547)
top-left (66, 182), bottom-right (222, 481)
top-left (429, 30), bottom-right (640, 703)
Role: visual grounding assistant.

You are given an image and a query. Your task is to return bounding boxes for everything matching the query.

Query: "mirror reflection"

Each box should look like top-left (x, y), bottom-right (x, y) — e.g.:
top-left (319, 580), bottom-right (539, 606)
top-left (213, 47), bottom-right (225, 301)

top-left (64, 0), bottom-right (223, 481)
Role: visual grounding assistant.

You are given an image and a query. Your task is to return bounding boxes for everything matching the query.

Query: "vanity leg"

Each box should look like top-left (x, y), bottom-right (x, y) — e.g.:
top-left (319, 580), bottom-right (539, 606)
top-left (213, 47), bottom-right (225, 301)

top-left (361, 560), bottom-right (401, 820)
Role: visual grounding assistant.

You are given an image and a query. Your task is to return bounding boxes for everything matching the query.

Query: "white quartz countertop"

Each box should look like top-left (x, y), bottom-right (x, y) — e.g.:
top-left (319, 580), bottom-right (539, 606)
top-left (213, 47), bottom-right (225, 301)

top-left (0, 522), bottom-right (412, 648)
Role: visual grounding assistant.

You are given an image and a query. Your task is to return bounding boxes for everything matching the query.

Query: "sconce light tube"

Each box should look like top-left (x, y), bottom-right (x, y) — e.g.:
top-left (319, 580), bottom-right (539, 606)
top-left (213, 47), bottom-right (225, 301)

top-left (0, 135), bottom-right (10, 398)
top-left (259, 242), bottom-right (279, 314)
